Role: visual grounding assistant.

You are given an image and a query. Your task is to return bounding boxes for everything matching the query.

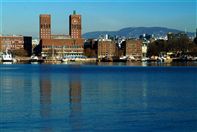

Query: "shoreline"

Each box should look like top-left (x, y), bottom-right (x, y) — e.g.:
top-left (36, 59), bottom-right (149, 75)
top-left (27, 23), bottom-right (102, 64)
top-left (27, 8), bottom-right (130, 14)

top-left (1, 61), bottom-right (197, 67)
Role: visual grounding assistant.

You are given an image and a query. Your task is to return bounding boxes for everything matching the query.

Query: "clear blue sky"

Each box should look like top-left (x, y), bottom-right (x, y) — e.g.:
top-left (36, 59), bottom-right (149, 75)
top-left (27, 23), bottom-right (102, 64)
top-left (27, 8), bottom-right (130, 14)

top-left (0, 0), bottom-right (196, 37)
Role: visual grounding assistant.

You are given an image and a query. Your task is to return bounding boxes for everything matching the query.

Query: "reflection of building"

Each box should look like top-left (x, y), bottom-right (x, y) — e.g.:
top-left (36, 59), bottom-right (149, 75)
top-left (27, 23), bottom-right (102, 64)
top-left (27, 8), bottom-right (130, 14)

top-left (39, 74), bottom-right (52, 131)
top-left (69, 73), bottom-right (82, 130)
top-left (69, 11), bottom-right (82, 39)
top-left (39, 11), bottom-right (84, 57)
top-left (69, 74), bottom-right (81, 107)
top-left (0, 36), bottom-right (32, 56)
top-left (40, 76), bottom-right (51, 118)
top-left (122, 39), bottom-right (142, 59)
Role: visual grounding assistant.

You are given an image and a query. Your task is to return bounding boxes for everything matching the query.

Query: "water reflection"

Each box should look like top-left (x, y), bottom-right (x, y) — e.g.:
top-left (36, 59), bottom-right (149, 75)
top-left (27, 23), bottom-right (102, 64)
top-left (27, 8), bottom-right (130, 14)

top-left (69, 71), bottom-right (82, 131)
top-left (2, 62), bottom-right (13, 64)
top-left (94, 61), bottom-right (197, 67)
top-left (0, 65), bottom-right (197, 131)
top-left (142, 75), bottom-right (148, 109)
top-left (40, 73), bottom-right (52, 132)
top-left (31, 62), bottom-right (39, 64)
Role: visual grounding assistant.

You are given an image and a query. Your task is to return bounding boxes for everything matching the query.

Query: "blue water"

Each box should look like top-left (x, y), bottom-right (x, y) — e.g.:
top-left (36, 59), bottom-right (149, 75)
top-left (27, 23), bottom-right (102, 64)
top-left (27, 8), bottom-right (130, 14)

top-left (0, 64), bottom-right (197, 131)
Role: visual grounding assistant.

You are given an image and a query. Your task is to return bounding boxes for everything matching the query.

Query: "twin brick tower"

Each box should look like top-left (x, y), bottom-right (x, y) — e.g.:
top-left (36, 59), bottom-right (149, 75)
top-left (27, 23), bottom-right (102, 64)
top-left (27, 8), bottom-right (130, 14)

top-left (39, 11), bottom-right (83, 57)
top-left (39, 10), bottom-right (81, 39)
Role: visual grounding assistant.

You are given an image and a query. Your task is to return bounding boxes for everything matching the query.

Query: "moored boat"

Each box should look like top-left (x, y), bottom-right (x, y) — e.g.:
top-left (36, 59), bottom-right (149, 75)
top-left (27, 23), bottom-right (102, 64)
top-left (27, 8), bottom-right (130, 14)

top-left (1, 49), bottom-right (16, 63)
top-left (61, 55), bottom-right (87, 62)
top-left (30, 55), bottom-right (39, 62)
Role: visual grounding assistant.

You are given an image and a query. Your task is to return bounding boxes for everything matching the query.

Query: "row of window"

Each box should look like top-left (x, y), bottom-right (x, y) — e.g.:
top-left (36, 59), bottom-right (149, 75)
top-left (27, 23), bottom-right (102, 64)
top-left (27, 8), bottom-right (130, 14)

top-left (72, 31), bottom-right (79, 34)
top-left (2, 39), bottom-right (23, 42)
top-left (43, 45), bottom-right (83, 48)
top-left (71, 25), bottom-right (81, 29)
top-left (41, 34), bottom-right (50, 36)
top-left (98, 53), bottom-right (114, 56)
top-left (2, 45), bottom-right (23, 48)
top-left (40, 29), bottom-right (51, 32)
top-left (41, 32), bottom-right (50, 33)
top-left (2, 41), bottom-right (24, 44)
top-left (44, 50), bottom-right (83, 53)
top-left (41, 35), bottom-right (50, 38)
top-left (40, 24), bottom-right (51, 29)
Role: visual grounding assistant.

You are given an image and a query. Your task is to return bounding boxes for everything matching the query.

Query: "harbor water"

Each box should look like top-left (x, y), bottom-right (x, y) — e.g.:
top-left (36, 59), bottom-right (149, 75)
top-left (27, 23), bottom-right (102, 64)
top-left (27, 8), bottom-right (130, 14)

top-left (0, 64), bottom-right (197, 131)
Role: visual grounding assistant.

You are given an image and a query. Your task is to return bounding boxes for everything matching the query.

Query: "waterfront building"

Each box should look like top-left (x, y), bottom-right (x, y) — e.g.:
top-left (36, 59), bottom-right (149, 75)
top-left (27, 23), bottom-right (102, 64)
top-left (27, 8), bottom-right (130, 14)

top-left (39, 11), bottom-right (84, 58)
top-left (122, 39), bottom-right (142, 59)
top-left (97, 35), bottom-right (116, 59)
top-left (41, 37), bottom-right (84, 58)
top-left (96, 35), bottom-right (142, 60)
top-left (0, 35), bottom-right (32, 56)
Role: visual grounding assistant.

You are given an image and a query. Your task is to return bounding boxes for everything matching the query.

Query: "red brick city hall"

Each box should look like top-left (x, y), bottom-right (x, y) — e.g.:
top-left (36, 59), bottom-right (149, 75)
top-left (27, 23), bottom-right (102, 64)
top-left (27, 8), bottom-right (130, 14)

top-left (39, 11), bottom-right (84, 58)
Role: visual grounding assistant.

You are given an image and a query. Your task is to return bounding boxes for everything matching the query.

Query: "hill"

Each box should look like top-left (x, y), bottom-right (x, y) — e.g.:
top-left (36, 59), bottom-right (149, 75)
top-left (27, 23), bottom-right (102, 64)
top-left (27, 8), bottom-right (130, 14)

top-left (82, 27), bottom-right (193, 39)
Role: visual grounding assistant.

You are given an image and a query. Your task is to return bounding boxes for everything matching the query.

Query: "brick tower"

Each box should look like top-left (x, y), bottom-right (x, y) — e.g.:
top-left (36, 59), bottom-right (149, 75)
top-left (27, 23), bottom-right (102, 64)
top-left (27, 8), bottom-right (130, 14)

top-left (69, 11), bottom-right (82, 39)
top-left (40, 14), bottom-right (51, 39)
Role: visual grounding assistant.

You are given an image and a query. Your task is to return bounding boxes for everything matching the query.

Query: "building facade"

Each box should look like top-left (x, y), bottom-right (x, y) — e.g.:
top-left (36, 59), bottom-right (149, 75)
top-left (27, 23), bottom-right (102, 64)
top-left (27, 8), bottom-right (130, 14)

top-left (0, 36), bottom-right (23, 51)
top-left (0, 36), bottom-right (32, 56)
top-left (97, 39), bottom-right (116, 59)
top-left (41, 38), bottom-right (84, 57)
top-left (69, 11), bottom-right (82, 39)
top-left (39, 11), bottom-right (84, 58)
top-left (122, 39), bottom-right (142, 59)
top-left (40, 14), bottom-right (51, 39)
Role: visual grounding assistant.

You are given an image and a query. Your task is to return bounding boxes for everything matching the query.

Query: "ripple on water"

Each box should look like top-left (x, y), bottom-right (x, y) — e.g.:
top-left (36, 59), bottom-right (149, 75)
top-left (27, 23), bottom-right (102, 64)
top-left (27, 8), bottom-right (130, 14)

top-left (0, 65), bottom-right (197, 131)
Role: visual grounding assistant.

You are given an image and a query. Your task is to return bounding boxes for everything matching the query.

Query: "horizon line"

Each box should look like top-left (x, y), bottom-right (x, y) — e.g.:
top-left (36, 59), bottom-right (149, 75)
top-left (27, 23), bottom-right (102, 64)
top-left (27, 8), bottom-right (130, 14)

top-left (0, 26), bottom-right (195, 38)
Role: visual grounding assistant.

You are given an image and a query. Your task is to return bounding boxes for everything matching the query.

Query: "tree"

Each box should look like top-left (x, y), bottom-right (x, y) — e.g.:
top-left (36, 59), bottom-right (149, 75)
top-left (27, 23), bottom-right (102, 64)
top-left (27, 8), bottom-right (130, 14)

top-left (147, 34), bottom-right (197, 57)
top-left (147, 42), bottom-right (160, 57)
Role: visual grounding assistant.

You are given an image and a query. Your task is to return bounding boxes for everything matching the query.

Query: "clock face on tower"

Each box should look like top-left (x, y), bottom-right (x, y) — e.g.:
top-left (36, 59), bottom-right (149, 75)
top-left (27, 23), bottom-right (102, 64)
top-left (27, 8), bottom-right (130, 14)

top-left (70, 14), bottom-right (81, 38)
top-left (72, 18), bottom-right (78, 24)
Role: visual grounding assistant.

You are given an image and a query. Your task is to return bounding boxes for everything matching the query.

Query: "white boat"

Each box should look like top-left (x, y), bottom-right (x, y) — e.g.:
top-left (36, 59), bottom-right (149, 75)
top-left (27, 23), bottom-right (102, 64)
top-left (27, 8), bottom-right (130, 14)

top-left (191, 57), bottom-right (197, 61)
top-left (61, 55), bottom-right (87, 62)
top-left (30, 55), bottom-right (39, 62)
top-left (61, 58), bottom-right (69, 62)
top-left (120, 56), bottom-right (127, 60)
top-left (141, 57), bottom-right (149, 62)
top-left (2, 50), bottom-right (14, 62)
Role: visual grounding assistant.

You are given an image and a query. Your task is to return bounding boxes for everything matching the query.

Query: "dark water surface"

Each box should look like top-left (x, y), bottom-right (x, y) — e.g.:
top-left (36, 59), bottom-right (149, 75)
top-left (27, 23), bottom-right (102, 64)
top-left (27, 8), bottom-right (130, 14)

top-left (0, 64), bottom-right (197, 131)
